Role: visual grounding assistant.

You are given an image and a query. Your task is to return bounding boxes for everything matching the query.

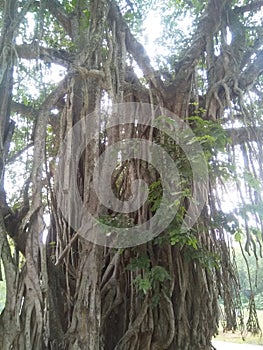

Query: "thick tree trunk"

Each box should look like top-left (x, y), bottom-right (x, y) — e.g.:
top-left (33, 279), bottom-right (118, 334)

top-left (0, 1), bottom-right (23, 347)
top-left (1, 0), bottom-right (262, 349)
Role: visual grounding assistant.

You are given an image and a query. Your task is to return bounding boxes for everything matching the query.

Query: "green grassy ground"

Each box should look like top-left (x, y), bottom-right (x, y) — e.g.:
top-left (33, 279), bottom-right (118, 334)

top-left (214, 310), bottom-right (263, 346)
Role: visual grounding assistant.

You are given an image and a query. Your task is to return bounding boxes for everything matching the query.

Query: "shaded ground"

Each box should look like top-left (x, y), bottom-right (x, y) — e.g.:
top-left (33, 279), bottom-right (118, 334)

top-left (212, 340), bottom-right (263, 349)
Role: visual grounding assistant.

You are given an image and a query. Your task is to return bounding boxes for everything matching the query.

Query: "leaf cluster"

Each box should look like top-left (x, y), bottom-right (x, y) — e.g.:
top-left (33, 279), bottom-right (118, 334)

top-left (127, 255), bottom-right (171, 295)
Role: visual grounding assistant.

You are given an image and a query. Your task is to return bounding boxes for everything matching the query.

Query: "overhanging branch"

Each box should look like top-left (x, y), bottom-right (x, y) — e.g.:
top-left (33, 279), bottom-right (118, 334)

top-left (15, 44), bottom-right (73, 67)
top-left (11, 101), bottom-right (38, 118)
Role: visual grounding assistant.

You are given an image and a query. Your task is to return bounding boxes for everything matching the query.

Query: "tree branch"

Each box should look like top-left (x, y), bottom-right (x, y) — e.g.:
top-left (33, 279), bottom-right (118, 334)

top-left (108, 1), bottom-right (165, 95)
top-left (227, 125), bottom-right (263, 145)
top-left (240, 33), bottom-right (263, 70)
top-left (15, 44), bottom-right (73, 67)
top-left (7, 143), bottom-right (34, 164)
top-left (42, 0), bottom-right (73, 37)
top-left (39, 74), bottom-right (69, 111)
top-left (11, 101), bottom-right (38, 118)
top-left (239, 50), bottom-right (263, 90)
top-left (172, 0), bottom-right (228, 89)
top-left (233, 1), bottom-right (263, 15)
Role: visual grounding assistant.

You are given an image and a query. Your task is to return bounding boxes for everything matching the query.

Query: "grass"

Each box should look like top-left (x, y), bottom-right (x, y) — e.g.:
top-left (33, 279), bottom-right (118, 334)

top-left (214, 309), bottom-right (263, 346)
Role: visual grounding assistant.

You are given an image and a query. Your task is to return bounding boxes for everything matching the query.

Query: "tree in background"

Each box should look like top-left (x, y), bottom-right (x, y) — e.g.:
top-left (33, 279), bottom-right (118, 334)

top-left (235, 248), bottom-right (263, 307)
top-left (0, 0), bottom-right (263, 349)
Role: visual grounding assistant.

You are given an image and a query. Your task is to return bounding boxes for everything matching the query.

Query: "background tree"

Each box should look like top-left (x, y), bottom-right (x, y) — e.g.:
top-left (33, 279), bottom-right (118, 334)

top-left (0, 0), bottom-right (263, 349)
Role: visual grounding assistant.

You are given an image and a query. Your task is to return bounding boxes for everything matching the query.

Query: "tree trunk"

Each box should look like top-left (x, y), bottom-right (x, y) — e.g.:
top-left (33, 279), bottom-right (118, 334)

top-left (1, 0), bottom-right (263, 349)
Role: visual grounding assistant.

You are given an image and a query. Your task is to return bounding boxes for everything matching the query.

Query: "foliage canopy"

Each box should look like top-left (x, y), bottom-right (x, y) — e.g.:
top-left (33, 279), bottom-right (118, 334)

top-left (0, 0), bottom-right (263, 349)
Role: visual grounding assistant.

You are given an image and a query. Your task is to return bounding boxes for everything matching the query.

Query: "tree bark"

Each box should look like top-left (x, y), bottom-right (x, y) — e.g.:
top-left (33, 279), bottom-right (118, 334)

top-left (1, 0), bottom-right (263, 349)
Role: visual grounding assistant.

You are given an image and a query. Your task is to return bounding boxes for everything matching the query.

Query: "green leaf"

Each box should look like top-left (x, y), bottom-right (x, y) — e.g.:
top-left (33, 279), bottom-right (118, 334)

top-left (134, 276), bottom-right (151, 294)
top-left (151, 266), bottom-right (171, 282)
top-left (243, 170), bottom-right (261, 191)
top-left (234, 230), bottom-right (242, 242)
top-left (126, 256), bottom-right (150, 271)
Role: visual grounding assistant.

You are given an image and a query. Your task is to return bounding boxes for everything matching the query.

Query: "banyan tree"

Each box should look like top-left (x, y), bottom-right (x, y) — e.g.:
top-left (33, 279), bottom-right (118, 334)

top-left (0, 0), bottom-right (263, 349)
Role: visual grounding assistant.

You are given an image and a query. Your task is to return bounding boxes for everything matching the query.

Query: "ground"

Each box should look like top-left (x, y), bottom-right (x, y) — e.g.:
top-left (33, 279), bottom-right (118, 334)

top-left (212, 341), bottom-right (263, 349)
top-left (214, 309), bottom-right (263, 346)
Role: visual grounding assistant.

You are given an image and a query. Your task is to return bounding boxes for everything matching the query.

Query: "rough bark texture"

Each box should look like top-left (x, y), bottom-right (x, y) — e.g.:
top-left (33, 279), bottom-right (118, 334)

top-left (0, 0), bottom-right (263, 349)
